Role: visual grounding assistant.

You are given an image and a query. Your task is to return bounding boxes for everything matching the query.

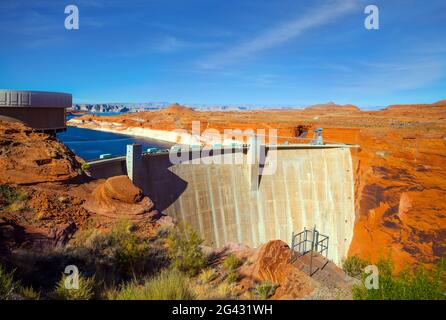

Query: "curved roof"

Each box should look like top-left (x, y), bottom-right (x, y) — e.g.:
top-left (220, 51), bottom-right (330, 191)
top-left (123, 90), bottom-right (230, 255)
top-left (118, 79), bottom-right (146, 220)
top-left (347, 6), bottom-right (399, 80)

top-left (0, 90), bottom-right (72, 108)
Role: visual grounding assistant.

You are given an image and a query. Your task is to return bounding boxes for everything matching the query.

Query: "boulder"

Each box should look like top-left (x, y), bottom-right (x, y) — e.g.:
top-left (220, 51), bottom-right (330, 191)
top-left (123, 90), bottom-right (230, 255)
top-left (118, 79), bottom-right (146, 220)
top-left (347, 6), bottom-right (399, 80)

top-left (253, 240), bottom-right (292, 283)
top-left (252, 240), bottom-right (314, 299)
top-left (102, 175), bottom-right (143, 204)
top-left (83, 175), bottom-right (158, 222)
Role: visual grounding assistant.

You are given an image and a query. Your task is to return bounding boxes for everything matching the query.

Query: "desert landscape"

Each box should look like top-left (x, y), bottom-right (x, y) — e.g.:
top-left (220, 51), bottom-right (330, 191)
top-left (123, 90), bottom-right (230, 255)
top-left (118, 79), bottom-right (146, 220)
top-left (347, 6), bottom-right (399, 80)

top-left (1, 97), bottom-right (445, 300)
top-left (1, 0), bottom-right (445, 304)
top-left (69, 100), bottom-right (446, 272)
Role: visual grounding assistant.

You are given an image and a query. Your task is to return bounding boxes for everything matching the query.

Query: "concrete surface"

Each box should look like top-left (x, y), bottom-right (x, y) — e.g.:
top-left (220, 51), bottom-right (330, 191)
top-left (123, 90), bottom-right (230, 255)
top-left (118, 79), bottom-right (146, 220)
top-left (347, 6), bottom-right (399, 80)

top-left (88, 146), bottom-right (355, 265)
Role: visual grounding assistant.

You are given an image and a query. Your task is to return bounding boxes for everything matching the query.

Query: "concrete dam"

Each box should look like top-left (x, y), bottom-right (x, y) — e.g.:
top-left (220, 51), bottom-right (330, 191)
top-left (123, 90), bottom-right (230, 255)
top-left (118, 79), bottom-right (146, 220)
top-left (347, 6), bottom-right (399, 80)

top-left (88, 144), bottom-right (356, 265)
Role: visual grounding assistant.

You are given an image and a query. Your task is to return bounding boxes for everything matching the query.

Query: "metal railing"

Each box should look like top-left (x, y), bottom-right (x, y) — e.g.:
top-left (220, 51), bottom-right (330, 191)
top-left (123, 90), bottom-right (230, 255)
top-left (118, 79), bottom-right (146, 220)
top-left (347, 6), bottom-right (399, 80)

top-left (290, 226), bottom-right (329, 276)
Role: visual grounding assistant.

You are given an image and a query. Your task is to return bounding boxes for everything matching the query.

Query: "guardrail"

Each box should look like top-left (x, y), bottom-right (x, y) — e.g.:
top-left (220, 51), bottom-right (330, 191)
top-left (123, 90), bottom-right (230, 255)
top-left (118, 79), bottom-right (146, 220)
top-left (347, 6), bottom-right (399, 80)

top-left (290, 226), bottom-right (329, 276)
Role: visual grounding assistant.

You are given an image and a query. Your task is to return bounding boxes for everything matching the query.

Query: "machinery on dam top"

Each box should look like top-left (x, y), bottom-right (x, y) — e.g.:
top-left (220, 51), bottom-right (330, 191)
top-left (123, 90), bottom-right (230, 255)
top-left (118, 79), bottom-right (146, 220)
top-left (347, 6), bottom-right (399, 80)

top-left (311, 128), bottom-right (324, 145)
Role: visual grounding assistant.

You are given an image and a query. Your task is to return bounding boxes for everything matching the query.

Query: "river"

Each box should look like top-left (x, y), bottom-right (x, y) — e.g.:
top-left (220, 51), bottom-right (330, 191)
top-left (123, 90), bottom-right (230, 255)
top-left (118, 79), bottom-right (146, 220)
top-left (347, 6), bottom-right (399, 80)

top-left (57, 113), bottom-right (170, 161)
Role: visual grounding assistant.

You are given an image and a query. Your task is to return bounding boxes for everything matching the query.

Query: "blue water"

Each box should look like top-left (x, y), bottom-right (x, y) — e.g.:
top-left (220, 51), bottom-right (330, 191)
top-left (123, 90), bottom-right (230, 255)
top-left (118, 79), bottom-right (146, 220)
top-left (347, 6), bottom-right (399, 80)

top-left (58, 114), bottom-right (171, 161)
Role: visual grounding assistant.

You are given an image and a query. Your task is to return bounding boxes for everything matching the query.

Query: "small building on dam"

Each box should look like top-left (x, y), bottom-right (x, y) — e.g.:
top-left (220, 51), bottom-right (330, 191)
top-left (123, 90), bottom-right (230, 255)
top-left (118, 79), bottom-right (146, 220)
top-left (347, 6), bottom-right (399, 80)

top-left (88, 142), bottom-right (358, 266)
top-left (0, 90), bottom-right (71, 133)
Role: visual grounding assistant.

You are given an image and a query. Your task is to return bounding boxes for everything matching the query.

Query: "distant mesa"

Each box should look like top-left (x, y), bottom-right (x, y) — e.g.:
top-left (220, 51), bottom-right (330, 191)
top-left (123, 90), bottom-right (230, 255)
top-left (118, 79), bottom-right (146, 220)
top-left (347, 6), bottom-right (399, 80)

top-left (433, 99), bottom-right (446, 107)
top-left (70, 102), bottom-right (172, 113)
top-left (303, 102), bottom-right (360, 112)
top-left (161, 103), bottom-right (195, 115)
top-left (383, 99), bottom-right (446, 111)
top-left (71, 103), bottom-right (131, 113)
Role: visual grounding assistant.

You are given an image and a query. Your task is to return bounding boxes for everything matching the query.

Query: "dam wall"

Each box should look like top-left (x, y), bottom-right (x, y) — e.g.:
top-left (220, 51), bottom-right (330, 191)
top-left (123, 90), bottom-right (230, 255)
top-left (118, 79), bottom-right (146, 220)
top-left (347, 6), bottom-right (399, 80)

top-left (88, 146), bottom-right (355, 265)
top-left (87, 156), bottom-right (126, 179)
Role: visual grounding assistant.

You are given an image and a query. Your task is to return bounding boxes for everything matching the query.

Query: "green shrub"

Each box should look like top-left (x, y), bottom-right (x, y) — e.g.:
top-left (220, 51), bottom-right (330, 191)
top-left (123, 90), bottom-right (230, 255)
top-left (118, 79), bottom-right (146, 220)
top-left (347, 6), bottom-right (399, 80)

top-left (222, 254), bottom-right (242, 271)
top-left (90, 220), bottom-right (154, 277)
top-left (198, 268), bottom-right (217, 284)
top-left (52, 273), bottom-right (95, 300)
top-left (81, 162), bottom-right (90, 171)
top-left (252, 281), bottom-right (279, 300)
top-left (0, 184), bottom-right (18, 206)
top-left (0, 184), bottom-right (28, 212)
top-left (342, 255), bottom-right (370, 278)
top-left (109, 221), bottom-right (149, 275)
top-left (0, 265), bottom-right (39, 300)
top-left (166, 222), bottom-right (206, 276)
top-left (17, 190), bottom-right (29, 202)
top-left (111, 269), bottom-right (195, 300)
top-left (225, 270), bottom-right (239, 283)
top-left (353, 258), bottom-right (446, 300)
top-left (0, 265), bottom-right (20, 299)
top-left (20, 286), bottom-right (40, 300)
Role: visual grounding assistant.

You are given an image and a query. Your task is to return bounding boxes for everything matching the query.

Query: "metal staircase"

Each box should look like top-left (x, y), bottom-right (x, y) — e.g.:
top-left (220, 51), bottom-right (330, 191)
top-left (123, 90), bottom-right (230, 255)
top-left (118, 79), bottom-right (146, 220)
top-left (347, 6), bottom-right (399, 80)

top-left (290, 226), bottom-right (329, 276)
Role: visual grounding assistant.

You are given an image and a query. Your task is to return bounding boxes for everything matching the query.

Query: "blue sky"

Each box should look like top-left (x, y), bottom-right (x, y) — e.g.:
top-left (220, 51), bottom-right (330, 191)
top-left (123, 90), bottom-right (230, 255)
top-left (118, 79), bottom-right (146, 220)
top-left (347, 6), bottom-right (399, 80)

top-left (0, 0), bottom-right (445, 108)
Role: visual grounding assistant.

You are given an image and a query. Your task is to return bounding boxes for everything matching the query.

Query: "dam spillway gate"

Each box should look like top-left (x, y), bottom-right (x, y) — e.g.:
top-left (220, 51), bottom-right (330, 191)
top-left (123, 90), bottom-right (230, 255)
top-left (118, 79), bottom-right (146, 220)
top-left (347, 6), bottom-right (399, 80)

top-left (88, 143), bottom-right (358, 266)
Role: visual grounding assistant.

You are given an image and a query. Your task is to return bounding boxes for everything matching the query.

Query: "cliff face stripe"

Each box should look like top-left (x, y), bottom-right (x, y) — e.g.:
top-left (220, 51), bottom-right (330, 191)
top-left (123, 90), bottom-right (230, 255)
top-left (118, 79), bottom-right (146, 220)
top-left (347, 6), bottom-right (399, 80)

top-left (256, 184), bottom-right (267, 244)
top-left (230, 164), bottom-right (243, 244)
top-left (207, 166), bottom-right (221, 247)
top-left (217, 184), bottom-right (228, 245)
top-left (283, 161), bottom-right (294, 244)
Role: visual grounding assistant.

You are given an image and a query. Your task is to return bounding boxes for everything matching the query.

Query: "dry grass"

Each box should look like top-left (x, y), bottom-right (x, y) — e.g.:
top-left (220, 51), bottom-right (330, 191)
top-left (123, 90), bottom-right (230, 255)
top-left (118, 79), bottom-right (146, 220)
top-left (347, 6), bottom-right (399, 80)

top-left (191, 279), bottom-right (239, 300)
top-left (198, 268), bottom-right (217, 284)
top-left (52, 273), bottom-right (96, 300)
top-left (222, 254), bottom-right (242, 271)
top-left (250, 281), bottom-right (279, 300)
top-left (109, 269), bottom-right (195, 300)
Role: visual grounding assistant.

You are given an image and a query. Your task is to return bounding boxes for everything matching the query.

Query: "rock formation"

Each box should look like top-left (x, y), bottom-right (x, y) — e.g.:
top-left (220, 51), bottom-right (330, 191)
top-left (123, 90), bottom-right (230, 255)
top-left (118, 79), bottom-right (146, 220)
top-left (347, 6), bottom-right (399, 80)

top-left (72, 104), bottom-right (130, 113)
top-left (251, 240), bottom-right (315, 299)
top-left (0, 120), bottom-right (82, 184)
top-left (83, 175), bottom-right (159, 222)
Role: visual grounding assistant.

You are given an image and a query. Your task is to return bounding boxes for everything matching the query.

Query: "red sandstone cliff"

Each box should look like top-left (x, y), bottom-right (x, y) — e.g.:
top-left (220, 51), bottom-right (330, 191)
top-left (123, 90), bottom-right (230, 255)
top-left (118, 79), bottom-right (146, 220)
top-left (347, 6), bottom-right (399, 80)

top-left (0, 120), bottom-right (83, 184)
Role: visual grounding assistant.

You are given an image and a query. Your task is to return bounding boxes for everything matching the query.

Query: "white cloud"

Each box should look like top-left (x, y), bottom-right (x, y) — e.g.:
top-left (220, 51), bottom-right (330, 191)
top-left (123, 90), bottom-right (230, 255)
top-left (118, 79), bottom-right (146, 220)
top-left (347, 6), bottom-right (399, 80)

top-left (199, 0), bottom-right (359, 69)
top-left (331, 58), bottom-right (445, 93)
top-left (113, 35), bottom-right (220, 57)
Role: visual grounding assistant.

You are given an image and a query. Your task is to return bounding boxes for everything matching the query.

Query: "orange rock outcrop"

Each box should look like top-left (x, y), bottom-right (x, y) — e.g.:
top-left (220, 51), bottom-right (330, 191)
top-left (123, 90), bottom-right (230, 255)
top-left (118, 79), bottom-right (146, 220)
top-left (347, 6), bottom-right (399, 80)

top-left (0, 120), bottom-right (82, 184)
top-left (251, 240), bottom-right (314, 299)
top-left (0, 121), bottom-right (161, 250)
top-left (83, 175), bottom-right (159, 222)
